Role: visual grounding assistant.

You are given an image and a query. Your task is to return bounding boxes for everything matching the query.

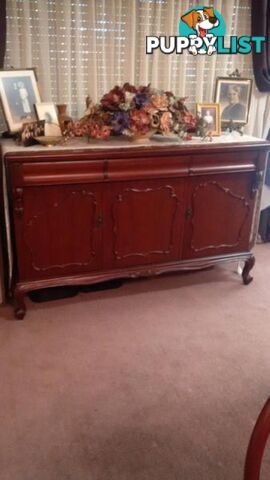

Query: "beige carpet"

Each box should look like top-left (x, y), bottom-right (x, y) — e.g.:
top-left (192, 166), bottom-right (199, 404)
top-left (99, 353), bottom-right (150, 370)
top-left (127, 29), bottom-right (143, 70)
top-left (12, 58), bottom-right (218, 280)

top-left (1, 244), bottom-right (270, 480)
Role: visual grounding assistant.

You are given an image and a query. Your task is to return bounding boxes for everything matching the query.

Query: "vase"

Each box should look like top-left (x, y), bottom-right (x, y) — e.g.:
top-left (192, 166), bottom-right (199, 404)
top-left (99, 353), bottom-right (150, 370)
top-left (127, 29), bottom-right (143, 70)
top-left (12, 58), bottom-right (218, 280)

top-left (56, 104), bottom-right (72, 132)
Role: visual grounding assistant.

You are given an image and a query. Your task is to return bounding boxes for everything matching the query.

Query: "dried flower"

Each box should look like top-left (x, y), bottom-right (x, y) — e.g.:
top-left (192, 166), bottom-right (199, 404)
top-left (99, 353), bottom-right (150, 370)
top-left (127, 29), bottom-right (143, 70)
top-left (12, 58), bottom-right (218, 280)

top-left (160, 111), bottom-right (173, 134)
top-left (182, 111), bottom-right (197, 129)
top-left (150, 113), bottom-right (160, 129)
top-left (151, 94), bottom-right (169, 110)
top-left (89, 123), bottom-right (111, 139)
top-left (124, 91), bottom-right (135, 103)
top-left (134, 93), bottom-right (149, 108)
top-left (122, 82), bottom-right (138, 94)
top-left (101, 86), bottom-right (125, 111)
top-left (130, 109), bottom-right (151, 135)
top-left (84, 95), bottom-right (95, 116)
top-left (68, 83), bottom-right (199, 140)
top-left (112, 112), bottom-right (129, 134)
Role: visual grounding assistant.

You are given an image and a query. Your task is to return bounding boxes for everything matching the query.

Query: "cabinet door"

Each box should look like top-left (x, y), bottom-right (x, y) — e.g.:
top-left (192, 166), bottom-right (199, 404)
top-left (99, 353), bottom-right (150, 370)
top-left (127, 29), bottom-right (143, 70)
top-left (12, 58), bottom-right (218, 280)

top-left (103, 179), bottom-right (186, 269)
top-left (13, 184), bottom-right (103, 281)
top-left (183, 172), bottom-right (255, 259)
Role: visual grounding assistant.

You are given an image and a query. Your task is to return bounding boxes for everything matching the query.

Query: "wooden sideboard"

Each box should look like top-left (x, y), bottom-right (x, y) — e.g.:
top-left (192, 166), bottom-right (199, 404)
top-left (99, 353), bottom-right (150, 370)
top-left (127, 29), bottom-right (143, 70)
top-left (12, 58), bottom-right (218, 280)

top-left (2, 137), bottom-right (269, 319)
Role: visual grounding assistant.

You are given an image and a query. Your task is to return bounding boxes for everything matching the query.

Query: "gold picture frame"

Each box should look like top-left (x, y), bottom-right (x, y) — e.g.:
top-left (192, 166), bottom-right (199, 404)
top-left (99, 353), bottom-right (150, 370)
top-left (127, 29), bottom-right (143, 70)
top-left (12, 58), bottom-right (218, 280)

top-left (196, 103), bottom-right (221, 136)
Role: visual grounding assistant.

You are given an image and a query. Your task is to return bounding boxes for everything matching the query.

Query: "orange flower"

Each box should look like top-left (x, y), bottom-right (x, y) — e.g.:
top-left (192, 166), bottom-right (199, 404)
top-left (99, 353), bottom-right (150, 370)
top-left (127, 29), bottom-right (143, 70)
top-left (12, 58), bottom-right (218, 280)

top-left (144, 103), bottom-right (158, 114)
top-left (151, 94), bottom-right (169, 110)
top-left (160, 112), bottom-right (172, 134)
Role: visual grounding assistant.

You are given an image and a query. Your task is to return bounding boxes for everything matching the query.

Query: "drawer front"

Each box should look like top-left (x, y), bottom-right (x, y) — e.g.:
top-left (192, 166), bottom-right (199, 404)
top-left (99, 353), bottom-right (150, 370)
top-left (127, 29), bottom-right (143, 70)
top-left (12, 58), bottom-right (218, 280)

top-left (9, 150), bottom-right (258, 187)
top-left (12, 160), bottom-right (105, 186)
top-left (189, 151), bottom-right (258, 175)
top-left (106, 155), bottom-right (190, 181)
top-left (10, 154), bottom-right (191, 186)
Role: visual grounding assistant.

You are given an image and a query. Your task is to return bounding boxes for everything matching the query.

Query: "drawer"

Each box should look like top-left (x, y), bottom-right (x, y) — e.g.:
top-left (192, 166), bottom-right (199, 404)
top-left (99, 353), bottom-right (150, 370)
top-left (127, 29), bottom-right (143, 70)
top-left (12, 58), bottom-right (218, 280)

top-left (13, 160), bottom-right (105, 186)
top-left (189, 151), bottom-right (258, 175)
top-left (106, 155), bottom-right (191, 181)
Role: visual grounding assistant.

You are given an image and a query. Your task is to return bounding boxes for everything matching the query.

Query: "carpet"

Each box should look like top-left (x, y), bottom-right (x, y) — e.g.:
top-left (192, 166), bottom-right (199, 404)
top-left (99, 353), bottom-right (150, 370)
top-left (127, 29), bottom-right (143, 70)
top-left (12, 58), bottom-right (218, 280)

top-left (0, 244), bottom-right (270, 480)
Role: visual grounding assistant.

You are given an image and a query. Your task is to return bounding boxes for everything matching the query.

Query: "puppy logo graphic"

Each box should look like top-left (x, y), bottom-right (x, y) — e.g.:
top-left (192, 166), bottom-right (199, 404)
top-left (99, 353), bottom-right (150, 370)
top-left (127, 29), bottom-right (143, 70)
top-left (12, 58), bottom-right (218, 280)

top-left (181, 7), bottom-right (219, 38)
top-left (180, 6), bottom-right (225, 56)
top-left (146, 6), bottom-right (265, 57)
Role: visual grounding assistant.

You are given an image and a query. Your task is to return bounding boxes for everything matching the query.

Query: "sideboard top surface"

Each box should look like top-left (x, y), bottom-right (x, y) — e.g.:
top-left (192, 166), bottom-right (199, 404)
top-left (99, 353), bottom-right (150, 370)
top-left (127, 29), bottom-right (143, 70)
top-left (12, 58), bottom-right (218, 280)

top-left (1, 135), bottom-right (269, 164)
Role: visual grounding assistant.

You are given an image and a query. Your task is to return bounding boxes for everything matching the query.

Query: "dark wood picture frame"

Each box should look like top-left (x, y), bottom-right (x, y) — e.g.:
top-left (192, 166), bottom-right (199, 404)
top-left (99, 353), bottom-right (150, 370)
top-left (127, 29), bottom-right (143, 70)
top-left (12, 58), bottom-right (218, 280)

top-left (214, 77), bottom-right (253, 128)
top-left (0, 68), bottom-right (41, 133)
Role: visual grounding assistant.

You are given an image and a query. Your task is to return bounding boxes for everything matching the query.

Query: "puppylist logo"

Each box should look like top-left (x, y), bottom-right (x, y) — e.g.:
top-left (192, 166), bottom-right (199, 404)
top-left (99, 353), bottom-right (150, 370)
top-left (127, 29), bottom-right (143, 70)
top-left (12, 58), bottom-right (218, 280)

top-left (146, 6), bottom-right (266, 56)
top-left (180, 6), bottom-right (224, 55)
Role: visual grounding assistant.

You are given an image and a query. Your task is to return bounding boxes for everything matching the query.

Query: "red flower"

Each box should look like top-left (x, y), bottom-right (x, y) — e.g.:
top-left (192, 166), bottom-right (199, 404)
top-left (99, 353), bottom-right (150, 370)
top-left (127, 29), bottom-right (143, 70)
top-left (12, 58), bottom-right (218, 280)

top-left (138, 83), bottom-right (152, 94)
top-left (129, 109), bottom-right (151, 135)
top-left (182, 111), bottom-right (197, 128)
top-left (101, 86), bottom-right (125, 111)
top-left (89, 123), bottom-right (111, 139)
top-left (122, 82), bottom-right (138, 94)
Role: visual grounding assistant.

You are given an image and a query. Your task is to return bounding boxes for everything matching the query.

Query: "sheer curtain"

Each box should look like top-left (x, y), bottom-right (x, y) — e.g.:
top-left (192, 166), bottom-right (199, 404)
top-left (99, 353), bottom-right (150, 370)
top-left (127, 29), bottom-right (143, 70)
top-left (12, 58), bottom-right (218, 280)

top-left (3, 0), bottom-right (270, 138)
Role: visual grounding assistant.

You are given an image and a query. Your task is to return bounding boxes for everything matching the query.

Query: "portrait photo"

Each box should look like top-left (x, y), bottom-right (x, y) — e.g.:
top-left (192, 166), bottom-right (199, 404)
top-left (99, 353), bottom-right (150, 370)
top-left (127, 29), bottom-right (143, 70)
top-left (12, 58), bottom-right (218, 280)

top-left (197, 103), bottom-right (221, 136)
top-left (214, 77), bottom-right (252, 126)
top-left (20, 120), bottom-right (45, 147)
top-left (0, 69), bottom-right (41, 133)
top-left (35, 102), bottom-right (62, 136)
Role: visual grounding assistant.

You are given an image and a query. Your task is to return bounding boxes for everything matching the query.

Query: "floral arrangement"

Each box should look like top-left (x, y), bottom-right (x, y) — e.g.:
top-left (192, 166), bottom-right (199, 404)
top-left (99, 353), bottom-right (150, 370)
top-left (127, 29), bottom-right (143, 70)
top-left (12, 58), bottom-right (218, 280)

top-left (65, 83), bottom-right (199, 140)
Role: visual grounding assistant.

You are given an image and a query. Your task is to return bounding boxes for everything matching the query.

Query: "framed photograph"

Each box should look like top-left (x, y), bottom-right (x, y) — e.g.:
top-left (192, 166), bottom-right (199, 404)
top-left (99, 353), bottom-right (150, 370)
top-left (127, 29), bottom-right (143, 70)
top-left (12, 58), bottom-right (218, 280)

top-left (35, 102), bottom-right (62, 136)
top-left (0, 69), bottom-right (41, 133)
top-left (20, 120), bottom-right (45, 147)
top-left (197, 103), bottom-right (221, 136)
top-left (214, 77), bottom-right (253, 126)
top-left (35, 102), bottom-right (59, 124)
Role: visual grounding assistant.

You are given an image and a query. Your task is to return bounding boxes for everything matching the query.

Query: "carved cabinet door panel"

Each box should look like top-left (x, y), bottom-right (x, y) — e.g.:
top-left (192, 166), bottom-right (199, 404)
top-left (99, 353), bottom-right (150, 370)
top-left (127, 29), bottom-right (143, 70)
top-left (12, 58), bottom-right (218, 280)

top-left (13, 184), bottom-right (103, 280)
top-left (183, 172), bottom-right (255, 259)
top-left (103, 179), bottom-right (186, 269)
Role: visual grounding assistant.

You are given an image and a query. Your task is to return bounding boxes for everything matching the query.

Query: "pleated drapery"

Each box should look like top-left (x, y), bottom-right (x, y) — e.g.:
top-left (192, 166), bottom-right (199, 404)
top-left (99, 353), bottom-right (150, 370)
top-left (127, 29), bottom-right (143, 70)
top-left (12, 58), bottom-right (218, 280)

top-left (252, 0), bottom-right (270, 92)
top-left (0, 0), bottom-right (6, 68)
top-left (3, 0), bottom-right (270, 138)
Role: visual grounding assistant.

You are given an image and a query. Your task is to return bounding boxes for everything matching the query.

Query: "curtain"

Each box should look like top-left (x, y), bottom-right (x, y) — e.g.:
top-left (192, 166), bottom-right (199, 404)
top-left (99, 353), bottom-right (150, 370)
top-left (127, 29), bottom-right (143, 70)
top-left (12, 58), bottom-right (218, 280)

top-left (252, 0), bottom-right (270, 92)
top-left (0, 0), bottom-right (6, 303)
top-left (0, 0), bottom-right (6, 68)
top-left (3, 0), bottom-right (270, 138)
